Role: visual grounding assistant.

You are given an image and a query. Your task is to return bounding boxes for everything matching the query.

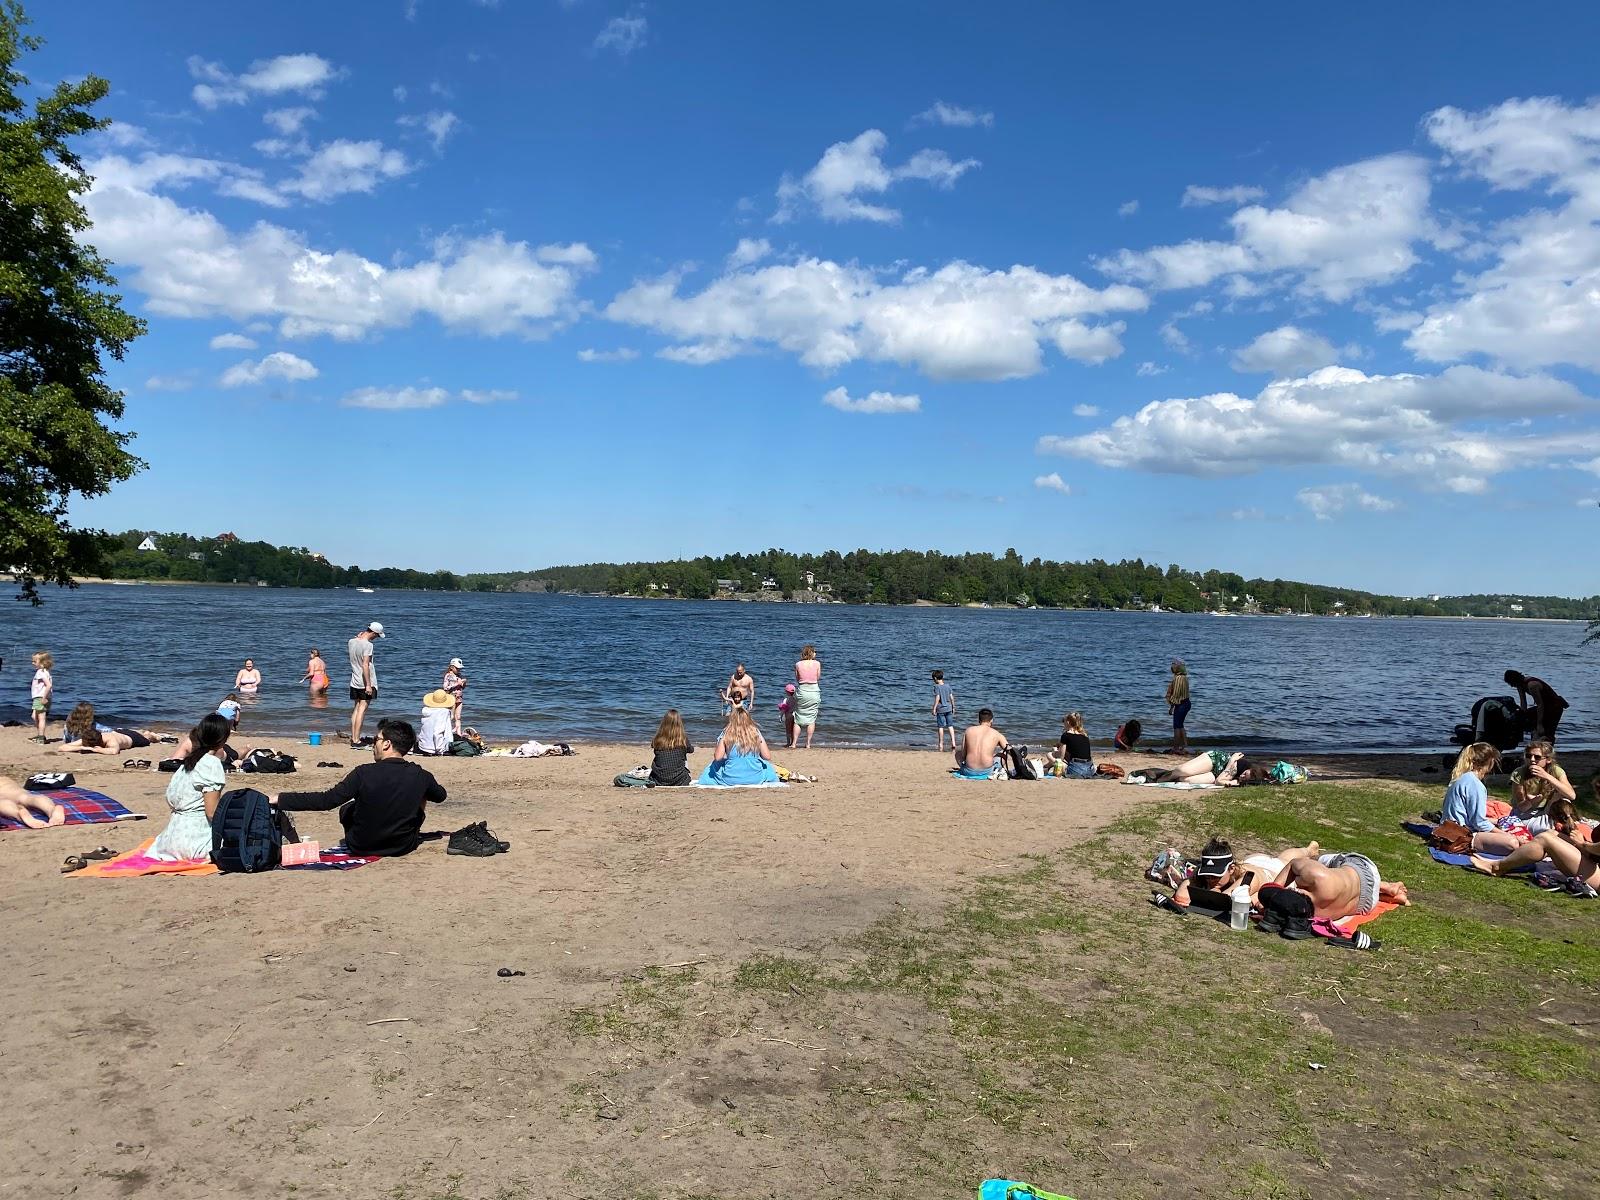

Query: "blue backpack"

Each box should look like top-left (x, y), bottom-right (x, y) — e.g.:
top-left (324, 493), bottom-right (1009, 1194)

top-left (210, 787), bottom-right (292, 873)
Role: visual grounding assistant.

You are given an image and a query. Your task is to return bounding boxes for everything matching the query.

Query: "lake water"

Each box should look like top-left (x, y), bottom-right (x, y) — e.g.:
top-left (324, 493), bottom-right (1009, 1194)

top-left (1, 584), bottom-right (1594, 752)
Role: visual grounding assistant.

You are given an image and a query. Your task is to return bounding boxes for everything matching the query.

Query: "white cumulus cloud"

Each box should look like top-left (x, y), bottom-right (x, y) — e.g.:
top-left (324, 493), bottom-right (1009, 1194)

top-left (821, 386), bottom-right (921, 414)
top-left (1181, 184), bottom-right (1266, 207)
top-left (773, 129), bottom-right (978, 224)
top-left (84, 159), bottom-right (596, 340)
top-left (1071, 404), bottom-right (1100, 417)
top-left (220, 351), bottom-right (318, 387)
top-left (279, 139), bottom-right (411, 201)
top-left (1407, 97), bottom-right (1600, 371)
top-left (1098, 154), bottom-right (1433, 300)
top-left (1037, 365), bottom-right (1596, 487)
top-left (607, 257), bottom-right (1145, 381)
top-left (1231, 325), bottom-right (1341, 375)
top-left (1034, 472), bottom-right (1072, 494)
top-left (726, 238), bottom-right (772, 269)
top-left (343, 385), bottom-right (516, 410)
top-left (577, 347), bottom-right (640, 363)
top-left (913, 101), bottom-right (994, 128)
top-left (1297, 483), bottom-right (1397, 520)
top-left (208, 332), bottom-right (258, 351)
top-left (189, 53), bottom-right (341, 109)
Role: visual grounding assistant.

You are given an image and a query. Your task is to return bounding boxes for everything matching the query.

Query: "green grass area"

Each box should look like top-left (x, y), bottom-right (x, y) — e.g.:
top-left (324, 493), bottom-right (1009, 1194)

top-left (561, 779), bottom-right (1600, 1199)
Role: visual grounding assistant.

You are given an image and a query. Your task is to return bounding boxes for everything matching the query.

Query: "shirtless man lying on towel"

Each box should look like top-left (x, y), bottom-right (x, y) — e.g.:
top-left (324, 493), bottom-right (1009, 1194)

top-left (0, 777), bottom-right (65, 828)
top-left (1273, 845), bottom-right (1410, 920)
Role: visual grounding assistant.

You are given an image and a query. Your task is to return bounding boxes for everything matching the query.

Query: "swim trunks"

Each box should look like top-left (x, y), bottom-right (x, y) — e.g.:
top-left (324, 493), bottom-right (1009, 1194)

top-left (1319, 852), bottom-right (1380, 915)
top-left (1206, 749), bottom-right (1229, 775)
top-left (1172, 698), bottom-right (1191, 730)
top-left (118, 729), bottom-right (152, 749)
top-left (349, 686), bottom-right (376, 703)
top-left (953, 762), bottom-right (1002, 780)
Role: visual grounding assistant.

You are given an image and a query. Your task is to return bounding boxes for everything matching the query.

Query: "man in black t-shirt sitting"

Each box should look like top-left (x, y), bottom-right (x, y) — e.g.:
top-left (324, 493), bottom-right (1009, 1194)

top-left (271, 719), bottom-right (445, 857)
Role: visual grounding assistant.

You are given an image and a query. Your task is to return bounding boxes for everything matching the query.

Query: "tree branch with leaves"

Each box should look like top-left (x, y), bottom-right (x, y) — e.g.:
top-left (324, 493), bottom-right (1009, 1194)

top-left (1, 0), bottom-right (145, 603)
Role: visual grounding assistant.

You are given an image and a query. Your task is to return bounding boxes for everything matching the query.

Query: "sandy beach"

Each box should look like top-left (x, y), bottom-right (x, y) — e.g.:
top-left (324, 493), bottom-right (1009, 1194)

top-left (2, 725), bottom-right (1593, 1198)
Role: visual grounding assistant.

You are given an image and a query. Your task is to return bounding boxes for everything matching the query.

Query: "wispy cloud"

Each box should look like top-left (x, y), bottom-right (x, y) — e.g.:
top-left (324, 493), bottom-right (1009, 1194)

top-left (595, 10), bottom-right (648, 55)
top-left (822, 386), bottom-right (921, 414)
top-left (1181, 183), bottom-right (1265, 207)
top-left (912, 101), bottom-right (994, 128)
top-left (577, 347), bottom-right (640, 363)
top-left (342, 384), bottom-right (517, 410)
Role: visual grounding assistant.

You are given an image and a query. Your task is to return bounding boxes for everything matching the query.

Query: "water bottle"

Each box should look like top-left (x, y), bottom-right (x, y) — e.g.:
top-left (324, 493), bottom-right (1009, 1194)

top-left (1229, 884), bottom-right (1250, 931)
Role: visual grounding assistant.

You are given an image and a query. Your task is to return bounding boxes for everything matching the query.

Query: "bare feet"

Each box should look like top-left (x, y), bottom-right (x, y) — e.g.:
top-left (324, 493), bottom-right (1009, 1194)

top-left (1380, 880), bottom-right (1411, 905)
top-left (18, 810), bottom-right (48, 829)
top-left (47, 805), bottom-right (66, 827)
top-left (1306, 840), bottom-right (1320, 857)
top-left (1467, 855), bottom-right (1500, 877)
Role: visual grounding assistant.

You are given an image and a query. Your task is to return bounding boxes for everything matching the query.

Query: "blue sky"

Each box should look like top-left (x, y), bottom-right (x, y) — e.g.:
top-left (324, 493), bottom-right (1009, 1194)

top-left (32, 1), bottom-right (1600, 594)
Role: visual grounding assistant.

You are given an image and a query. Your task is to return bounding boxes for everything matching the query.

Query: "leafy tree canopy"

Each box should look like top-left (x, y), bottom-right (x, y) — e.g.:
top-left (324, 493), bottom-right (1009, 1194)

top-left (1, 0), bottom-right (145, 603)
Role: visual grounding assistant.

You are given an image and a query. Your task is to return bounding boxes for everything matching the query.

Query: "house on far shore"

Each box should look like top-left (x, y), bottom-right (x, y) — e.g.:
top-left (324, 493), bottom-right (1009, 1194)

top-left (187, 552), bottom-right (203, 562)
top-left (715, 578), bottom-right (738, 594)
top-left (215, 532), bottom-right (238, 544)
top-left (137, 535), bottom-right (158, 552)
top-left (803, 570), bottom-right (814, 587)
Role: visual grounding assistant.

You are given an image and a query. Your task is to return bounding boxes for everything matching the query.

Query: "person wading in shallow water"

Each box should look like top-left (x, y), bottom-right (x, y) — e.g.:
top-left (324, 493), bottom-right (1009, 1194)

top-left (722, 663), bottom-right (755, 714)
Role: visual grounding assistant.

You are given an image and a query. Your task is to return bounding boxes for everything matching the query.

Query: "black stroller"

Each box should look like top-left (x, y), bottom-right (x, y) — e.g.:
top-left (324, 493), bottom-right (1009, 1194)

top-left (1450, 695), bottom-right (1528, 753)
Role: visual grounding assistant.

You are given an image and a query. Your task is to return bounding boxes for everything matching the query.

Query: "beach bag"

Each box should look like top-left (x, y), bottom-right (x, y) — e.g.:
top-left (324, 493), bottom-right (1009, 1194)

top-left (448, 737), bottom-right (485, 757)
top-left (979, 1181), bottom-right (1077, 1200)
top-left (1428, 820), bottom-right (1473, 854)
top-left (614, 766), bottom-right (653, 787)
top-left (1008, 745), bottom-right (1040, 780)
top-left (25, 771), bottom-right (74, 791)
top-left (1268, 760), bottom-right (1308, 784)
top-left (210, 787), bottom-right (295, 873)
top-left (240, 748), bottom-right (297, 774)
top-left (1096, 762), bottom-right (1126, 779)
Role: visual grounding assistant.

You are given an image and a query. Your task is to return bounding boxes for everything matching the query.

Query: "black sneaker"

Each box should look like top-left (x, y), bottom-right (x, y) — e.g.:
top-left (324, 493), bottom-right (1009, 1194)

top-left (468, 821), bottom-right (510, 853)
top-left (448, 826), bottom-right (499, 857)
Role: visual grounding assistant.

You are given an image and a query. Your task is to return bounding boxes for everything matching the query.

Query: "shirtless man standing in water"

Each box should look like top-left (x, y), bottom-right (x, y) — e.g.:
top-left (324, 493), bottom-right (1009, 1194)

top-left (1273, 845), bottom-right (1410, 920)
top-left (722, 664), bottom-right (755, 713)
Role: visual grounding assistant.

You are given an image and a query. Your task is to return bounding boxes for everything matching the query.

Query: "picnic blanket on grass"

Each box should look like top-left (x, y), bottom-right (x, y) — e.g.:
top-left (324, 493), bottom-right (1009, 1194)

top-left (1332, 899), bottom-right (1399, 931)
top-left (0, 787), bottom-right (145, 831)
top-left (1120, 778), bottom-right (1222, 790)
top-left (72, 838), bottom-right (379, 877)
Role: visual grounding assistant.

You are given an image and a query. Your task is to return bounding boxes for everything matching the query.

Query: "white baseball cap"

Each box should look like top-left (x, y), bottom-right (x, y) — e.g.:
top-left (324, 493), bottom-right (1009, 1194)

top-left (449, 657), bottom-right (465, 670)
top-left (367, 622), bottom-right (386, 638)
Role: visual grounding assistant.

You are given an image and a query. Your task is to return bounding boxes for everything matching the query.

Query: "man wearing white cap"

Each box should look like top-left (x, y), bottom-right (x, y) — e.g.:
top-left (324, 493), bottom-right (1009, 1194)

top-left (442, 657), bottom-right (468, 736)
top-left (348, 621), bottom-right (385, 747)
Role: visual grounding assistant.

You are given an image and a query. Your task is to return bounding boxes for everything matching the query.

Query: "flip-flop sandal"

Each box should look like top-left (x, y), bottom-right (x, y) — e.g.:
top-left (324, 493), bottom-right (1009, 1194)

top-left (122, 759), bottom-right (152, 770)
top-left (82, 846), bottom-right (117, 861)
top-left (1326, 930), bottom-right (1379, 951)
top-left (316, 761), bottom-right (345, 768)
top-left (496, 967), bottom-right (527, 978)
top-left (60, 855), bottom-right (88, 874)
top-left (1149, 892), bottom-right (1188, 915)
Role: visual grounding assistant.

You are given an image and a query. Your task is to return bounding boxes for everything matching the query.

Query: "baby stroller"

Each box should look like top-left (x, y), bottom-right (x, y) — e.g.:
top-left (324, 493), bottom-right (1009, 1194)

top-left (1450, 695), bottom-right (1527, 752)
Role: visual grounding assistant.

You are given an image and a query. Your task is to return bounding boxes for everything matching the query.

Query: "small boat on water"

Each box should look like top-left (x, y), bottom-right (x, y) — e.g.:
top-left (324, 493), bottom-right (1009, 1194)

top-left (356, 586), bottom-right (376, 594)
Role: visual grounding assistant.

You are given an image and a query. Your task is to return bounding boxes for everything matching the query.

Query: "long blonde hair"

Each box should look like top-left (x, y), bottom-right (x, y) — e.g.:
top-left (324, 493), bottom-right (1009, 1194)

top-left (1517, 740), bottom-right (1562, 802)
top-left (799, 644), bottom-right (816, 660)
top-left (722, 707), bottom-right (763, 754)
top-left (1451, 742), bottom-right (1499, 781)
top-left (1060, 711), bottom-right (1085, 735)
top-left (652, 708), bottom-right (688, 752)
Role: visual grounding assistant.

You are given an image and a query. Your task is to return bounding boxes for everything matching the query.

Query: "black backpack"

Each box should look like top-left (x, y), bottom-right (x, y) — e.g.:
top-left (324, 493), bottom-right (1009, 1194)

top-left (1008, 745), bottom-right (1040, 780)
top-left (25, 771), bottom-right (74, 791)
top-left (240, 748), bottom-right (297, 774)
top-left (210, 787), bottom-right (296, 873)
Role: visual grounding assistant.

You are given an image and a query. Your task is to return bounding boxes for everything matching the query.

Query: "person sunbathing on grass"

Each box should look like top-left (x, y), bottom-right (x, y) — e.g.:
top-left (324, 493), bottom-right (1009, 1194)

top-left (1272, 846), bottom-right (1410, 921)
top-left (1470, 797), bottom-right (1600, 888)
top-left (1172, 837), bottom-right (1306, 909)
top-left (0, 777), bottom-right (65, 828)
top-left (1148, 750), bottom-right (1274, 786)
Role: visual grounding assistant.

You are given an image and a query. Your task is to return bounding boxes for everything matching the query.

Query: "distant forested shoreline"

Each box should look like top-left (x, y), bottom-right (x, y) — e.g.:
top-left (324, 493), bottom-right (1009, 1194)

top-left (60, 531), bottom-right (1597, 622)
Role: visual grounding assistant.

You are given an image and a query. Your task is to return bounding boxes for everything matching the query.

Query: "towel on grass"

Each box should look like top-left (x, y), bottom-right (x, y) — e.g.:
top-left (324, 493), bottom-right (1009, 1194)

top-left (72, 837), bottom-right (218, 877)
top-left (0, 787), bottom-right (145, 832)
top-left (1428, 847), bottom-right (1527, 870)
top-left (1332, 899), bottom-right (1399, 931)
top-left (1120, 778), bottom-right (1222, 790)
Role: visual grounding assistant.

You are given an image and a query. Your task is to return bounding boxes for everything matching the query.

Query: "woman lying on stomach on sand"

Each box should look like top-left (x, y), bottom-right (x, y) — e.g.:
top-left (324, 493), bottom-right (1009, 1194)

top-left (0, 777), bottom-right (65, 828)
top-left (697, 707), bottom-right (778, 786)
top-left (147, 714), bottom-right (232, 862)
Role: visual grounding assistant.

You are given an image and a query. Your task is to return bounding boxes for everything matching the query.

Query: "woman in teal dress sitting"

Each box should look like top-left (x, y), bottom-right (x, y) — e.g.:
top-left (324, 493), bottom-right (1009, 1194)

top-left (697, 707), bottom-right (779, 786)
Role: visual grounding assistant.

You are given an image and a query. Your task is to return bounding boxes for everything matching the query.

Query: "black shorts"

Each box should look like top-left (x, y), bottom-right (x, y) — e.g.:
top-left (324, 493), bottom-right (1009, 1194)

top-left (119, 729), bottom-right (152, 749)
top-left (350, 686), bottom-right (376, 703)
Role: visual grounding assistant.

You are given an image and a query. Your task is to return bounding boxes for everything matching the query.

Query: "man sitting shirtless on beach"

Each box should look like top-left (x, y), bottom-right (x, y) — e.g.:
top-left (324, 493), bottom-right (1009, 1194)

top-left (1272, 842), bottom-right (1410, 920)
top-left (953, 708), bottom-right (1009, 778)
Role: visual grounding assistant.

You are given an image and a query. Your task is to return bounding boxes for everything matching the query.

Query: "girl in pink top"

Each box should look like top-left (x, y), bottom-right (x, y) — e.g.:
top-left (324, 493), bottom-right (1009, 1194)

top-left (792, 644), bottom-right (822, 748)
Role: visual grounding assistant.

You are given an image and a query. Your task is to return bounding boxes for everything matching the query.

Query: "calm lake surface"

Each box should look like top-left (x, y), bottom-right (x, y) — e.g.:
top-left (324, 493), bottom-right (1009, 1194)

top-left (1, 585), bottom-right (1594, 752)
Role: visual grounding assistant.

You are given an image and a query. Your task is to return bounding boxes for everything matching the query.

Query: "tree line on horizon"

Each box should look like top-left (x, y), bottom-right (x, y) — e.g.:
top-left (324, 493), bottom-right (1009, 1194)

top-left (87, 531), bottom-right (1598, 621)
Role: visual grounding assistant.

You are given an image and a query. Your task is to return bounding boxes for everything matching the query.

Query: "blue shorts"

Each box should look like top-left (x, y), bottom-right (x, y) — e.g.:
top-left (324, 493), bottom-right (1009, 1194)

top-left (935, 710), bottom-right (953, 729)
top-left (1065, 759), bottom-right (1095, 779)
top-left (1172, 698), bottom-right (1191, 730)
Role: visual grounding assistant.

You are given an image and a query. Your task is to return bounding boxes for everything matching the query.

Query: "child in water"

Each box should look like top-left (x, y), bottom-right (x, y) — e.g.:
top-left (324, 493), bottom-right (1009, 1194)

top-left (778, 684), bottom-right (798, 748)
